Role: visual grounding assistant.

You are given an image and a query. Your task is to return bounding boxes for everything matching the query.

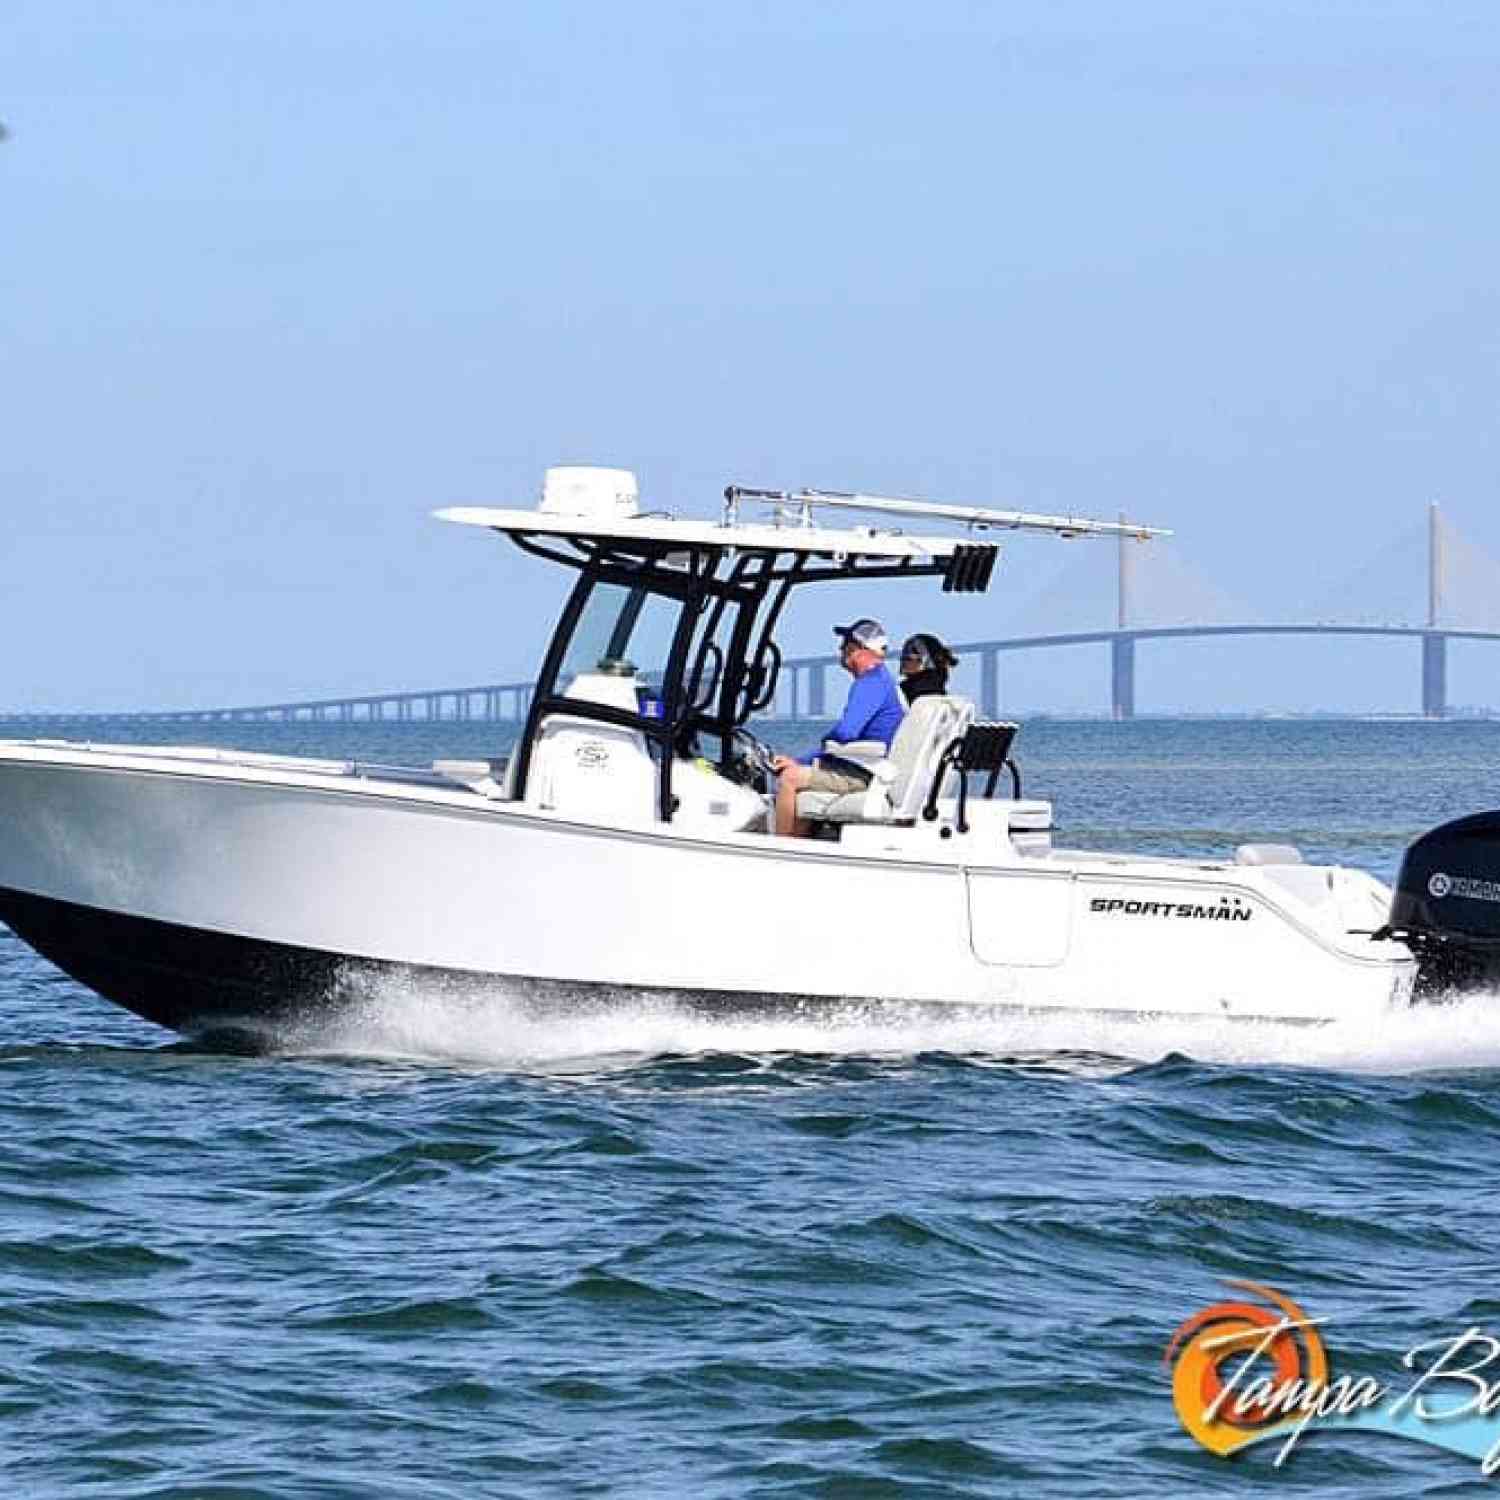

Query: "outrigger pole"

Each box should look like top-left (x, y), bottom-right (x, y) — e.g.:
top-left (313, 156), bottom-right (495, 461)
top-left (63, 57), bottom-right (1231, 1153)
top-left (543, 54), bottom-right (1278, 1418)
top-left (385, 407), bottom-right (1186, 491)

top-left (723, 486), bottom-right (1170, 542)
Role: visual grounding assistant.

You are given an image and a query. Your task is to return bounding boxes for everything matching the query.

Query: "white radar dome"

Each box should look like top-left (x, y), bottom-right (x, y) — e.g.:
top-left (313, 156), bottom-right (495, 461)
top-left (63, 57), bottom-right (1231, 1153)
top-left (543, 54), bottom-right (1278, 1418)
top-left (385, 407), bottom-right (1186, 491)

top-left (539, 466), bottom-right (640, 520)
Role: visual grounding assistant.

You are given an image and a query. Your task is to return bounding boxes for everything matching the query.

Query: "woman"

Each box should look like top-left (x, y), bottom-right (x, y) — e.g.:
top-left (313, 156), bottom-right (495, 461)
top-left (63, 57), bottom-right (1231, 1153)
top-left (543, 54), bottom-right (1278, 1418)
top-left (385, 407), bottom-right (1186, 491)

top-left (898, 633), bottom-right (958, 703)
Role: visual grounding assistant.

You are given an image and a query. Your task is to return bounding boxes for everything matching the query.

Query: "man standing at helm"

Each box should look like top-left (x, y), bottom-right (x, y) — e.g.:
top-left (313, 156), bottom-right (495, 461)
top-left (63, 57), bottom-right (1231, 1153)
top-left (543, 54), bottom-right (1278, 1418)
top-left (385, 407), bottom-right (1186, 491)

top-left (771, 618), bottom-right (905, 838)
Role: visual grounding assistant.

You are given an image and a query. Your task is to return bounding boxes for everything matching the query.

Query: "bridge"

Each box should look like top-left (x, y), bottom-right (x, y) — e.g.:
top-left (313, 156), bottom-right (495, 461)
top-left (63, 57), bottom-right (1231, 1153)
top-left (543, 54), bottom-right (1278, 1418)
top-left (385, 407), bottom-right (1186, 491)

top-left (3, 681), bottom-right (543, 729)
top-left (785, 504), bottom-right (1494, 720)
top-left (4, 504), bottom-right (1497, 724)
top-left (782, 625), bottom-right (1494, 723)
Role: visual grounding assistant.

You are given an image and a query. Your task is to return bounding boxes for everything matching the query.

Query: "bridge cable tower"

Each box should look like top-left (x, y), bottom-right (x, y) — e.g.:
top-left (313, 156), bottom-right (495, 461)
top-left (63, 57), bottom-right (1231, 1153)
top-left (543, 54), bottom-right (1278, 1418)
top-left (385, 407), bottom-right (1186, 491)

top-left (1112, 514), bottom-right (1136, 721)
top-left (1424, 501), bottom-right (1447, 719)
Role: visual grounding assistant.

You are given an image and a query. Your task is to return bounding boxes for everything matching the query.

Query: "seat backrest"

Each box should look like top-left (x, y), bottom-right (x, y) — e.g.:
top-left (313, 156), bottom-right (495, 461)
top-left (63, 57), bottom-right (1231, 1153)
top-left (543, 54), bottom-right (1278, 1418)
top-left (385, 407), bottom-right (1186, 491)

top-left (886, 695), bottom-right (974, 820)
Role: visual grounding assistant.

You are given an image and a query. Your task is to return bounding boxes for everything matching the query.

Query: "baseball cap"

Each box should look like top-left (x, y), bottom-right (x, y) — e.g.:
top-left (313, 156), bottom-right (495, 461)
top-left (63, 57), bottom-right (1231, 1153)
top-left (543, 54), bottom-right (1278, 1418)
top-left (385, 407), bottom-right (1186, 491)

top-left (832, 618), bottom-right (888, 654)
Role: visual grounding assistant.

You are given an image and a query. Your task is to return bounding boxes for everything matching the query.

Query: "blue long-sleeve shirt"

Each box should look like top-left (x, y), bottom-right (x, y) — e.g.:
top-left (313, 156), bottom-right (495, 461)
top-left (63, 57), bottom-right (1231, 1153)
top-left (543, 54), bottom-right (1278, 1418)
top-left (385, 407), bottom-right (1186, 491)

top-left (801, 663), bottom-right (906, 763)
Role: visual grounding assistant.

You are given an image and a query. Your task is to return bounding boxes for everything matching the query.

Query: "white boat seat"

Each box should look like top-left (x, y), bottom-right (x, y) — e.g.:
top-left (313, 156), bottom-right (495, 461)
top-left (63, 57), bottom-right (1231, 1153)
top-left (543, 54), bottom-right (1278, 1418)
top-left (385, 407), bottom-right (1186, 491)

top-left (1235, 843), bottom-right (1304, 866)
top-left (797, 695), bottom-right (975, 826)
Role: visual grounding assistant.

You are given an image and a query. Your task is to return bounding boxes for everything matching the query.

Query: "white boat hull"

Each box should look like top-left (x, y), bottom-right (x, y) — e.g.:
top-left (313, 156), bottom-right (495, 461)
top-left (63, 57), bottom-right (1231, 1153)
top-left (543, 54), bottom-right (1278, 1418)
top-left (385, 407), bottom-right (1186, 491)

top-left (0, 741), bottom-right (1415, 1040)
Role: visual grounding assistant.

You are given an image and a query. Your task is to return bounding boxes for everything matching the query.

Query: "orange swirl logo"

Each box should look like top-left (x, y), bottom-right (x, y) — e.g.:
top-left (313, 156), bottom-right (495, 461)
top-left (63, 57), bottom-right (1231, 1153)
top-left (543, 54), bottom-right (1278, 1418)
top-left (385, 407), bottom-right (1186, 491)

top-left (1164, 1280), bottom-right (1329, 1458)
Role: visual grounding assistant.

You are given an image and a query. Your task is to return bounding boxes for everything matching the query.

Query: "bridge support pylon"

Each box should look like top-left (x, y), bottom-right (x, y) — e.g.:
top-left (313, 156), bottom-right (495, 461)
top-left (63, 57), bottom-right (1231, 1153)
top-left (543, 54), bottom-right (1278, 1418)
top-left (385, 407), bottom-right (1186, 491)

top-left (1111, 635), bottom-right (1135, 721)
top-left (980, 649), bottom-right (999, 718)
top-left (1422, 632), bottom-right (1447, 720)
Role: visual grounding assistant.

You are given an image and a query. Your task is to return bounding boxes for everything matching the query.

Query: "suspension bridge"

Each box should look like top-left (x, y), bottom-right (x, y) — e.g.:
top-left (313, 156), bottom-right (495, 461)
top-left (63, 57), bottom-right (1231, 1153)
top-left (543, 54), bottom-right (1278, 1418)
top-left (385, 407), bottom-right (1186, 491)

top-left (784, 503), bottom-right (1500, 721)
top-left (5, 503), bottom-right (1498, 725)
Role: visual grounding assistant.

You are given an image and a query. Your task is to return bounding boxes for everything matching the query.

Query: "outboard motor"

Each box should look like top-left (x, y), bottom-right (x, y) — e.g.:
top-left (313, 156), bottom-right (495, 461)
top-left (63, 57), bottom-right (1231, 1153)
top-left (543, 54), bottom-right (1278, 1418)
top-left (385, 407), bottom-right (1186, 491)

top-left (1386, 812), bottom-right (1500, 997)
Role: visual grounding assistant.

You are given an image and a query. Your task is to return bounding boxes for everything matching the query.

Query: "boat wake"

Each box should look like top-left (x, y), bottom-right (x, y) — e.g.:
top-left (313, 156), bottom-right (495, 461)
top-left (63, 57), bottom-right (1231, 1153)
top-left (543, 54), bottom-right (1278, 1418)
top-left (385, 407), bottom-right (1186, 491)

top-left (243, 968), bottom-right (1500, 1079)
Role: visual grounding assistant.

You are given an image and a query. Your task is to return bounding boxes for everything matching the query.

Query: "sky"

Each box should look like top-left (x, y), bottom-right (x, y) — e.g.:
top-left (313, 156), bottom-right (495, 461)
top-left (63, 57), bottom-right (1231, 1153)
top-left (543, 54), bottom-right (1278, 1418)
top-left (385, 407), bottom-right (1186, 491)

top-left (3, 0), bottom-right (1497, 715)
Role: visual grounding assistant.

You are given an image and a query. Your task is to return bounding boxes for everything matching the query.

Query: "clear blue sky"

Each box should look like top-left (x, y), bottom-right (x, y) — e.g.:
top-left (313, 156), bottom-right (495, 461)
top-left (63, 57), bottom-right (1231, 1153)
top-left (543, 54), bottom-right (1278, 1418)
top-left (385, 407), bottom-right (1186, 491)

top-left (4, 0), bottom-right (1497, 713)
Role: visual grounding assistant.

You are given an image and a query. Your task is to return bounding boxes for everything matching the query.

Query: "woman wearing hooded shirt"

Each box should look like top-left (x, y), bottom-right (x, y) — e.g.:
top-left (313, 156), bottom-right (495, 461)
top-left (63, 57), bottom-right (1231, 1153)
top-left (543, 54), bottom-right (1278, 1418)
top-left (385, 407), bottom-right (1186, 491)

top-left (898, 633), bottom-right (959, 704)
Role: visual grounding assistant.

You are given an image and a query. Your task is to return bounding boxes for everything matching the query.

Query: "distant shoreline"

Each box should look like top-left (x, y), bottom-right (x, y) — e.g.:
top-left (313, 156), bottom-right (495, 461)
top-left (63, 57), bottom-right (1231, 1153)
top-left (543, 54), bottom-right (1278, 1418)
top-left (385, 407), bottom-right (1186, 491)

top-left (3, 710), bottom-right (1497, 724)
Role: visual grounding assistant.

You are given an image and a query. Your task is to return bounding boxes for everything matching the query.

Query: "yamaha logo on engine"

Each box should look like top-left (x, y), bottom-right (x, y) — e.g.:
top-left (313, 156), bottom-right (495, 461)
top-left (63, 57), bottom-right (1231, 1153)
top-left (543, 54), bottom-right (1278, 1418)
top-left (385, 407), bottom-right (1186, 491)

top-left (1427, 870), bottom-right (1500, 904)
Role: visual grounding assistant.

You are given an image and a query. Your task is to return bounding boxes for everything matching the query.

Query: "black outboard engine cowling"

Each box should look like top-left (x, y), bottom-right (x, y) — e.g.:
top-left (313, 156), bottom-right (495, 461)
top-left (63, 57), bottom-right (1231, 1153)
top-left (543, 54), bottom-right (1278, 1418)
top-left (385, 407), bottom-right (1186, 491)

top-left (1388, 811), bottom-right (1500, 997)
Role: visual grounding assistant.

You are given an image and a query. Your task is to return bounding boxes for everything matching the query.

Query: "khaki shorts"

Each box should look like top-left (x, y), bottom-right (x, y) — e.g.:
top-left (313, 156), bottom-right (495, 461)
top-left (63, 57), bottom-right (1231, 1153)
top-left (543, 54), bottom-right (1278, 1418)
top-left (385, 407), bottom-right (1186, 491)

top-left (802, 760), bottom-right (871, 796)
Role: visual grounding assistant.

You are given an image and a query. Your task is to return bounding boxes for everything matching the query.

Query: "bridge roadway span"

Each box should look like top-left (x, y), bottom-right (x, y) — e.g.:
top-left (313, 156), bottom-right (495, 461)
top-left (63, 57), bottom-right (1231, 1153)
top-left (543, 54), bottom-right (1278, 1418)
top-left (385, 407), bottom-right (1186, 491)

top-left (3, 623), bottom-right (1495, 726)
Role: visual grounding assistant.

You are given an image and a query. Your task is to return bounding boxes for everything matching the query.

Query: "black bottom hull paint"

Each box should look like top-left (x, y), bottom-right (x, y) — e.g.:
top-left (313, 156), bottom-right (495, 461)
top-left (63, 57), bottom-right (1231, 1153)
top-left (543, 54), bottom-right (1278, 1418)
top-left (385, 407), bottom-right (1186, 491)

top-left (0, 884), bottom-right (963, 1048)
top-left (0, 884), bottom-right (371, 1039)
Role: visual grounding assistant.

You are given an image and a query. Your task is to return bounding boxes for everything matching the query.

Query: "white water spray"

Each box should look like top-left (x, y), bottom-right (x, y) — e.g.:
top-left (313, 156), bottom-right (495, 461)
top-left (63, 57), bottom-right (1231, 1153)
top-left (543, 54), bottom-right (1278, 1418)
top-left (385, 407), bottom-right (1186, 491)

top-left (258, 969), bottom-right (1500, 1078)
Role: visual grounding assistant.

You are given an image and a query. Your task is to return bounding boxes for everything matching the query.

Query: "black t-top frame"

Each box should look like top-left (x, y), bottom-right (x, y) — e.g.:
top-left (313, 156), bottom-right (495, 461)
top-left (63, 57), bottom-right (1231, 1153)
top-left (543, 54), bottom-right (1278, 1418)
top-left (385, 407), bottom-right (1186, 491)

top-left (502, 527), bottom-right (993, 824)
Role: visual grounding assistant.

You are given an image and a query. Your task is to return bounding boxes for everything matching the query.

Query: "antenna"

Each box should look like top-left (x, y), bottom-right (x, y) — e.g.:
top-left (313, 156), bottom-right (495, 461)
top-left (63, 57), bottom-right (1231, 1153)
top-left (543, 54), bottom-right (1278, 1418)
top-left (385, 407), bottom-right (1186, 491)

top-left (723, 485), bottom-right (1170, 542)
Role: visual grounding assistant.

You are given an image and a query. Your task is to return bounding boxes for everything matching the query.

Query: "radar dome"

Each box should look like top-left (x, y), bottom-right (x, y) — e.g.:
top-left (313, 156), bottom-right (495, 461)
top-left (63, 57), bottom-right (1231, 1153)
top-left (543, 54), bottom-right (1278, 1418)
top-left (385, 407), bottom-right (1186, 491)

top-left (539, 466), bottom-right (640, 520)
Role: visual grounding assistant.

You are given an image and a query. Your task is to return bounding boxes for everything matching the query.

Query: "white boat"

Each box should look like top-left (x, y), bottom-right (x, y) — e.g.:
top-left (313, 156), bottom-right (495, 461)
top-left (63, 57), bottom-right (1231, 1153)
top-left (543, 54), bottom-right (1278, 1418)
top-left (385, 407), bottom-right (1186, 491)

top-left (0, 465), bottom-right (1460, 1044)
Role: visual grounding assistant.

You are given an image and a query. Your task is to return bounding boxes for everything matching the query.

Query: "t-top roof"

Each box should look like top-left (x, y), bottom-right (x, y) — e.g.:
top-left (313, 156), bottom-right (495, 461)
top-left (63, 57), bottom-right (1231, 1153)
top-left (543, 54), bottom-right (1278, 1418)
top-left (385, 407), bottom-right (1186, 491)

top-left (436, 481), bottom-right (1166, 562)
top-left (435, 505), bottom-right (973, 561)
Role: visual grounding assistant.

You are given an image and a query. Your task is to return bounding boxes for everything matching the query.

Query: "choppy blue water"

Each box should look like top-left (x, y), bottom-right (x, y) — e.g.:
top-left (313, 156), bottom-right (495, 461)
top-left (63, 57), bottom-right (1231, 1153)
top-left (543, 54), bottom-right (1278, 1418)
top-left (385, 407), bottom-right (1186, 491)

top-left (6, 717), bottom-right (1500, 1497)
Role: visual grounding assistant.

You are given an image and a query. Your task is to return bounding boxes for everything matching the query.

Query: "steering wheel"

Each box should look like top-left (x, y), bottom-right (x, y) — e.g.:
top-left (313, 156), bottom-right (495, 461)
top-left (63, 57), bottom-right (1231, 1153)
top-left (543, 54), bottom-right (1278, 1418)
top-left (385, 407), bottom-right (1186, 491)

top-left (725, 726), bottom-right (778, 793)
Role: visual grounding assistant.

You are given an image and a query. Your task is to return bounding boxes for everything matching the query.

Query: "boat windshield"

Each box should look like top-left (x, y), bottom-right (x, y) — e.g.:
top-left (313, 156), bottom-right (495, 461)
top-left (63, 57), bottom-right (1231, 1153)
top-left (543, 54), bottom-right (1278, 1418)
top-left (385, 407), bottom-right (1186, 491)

top-left (560, 581), bottom-right (682, 691)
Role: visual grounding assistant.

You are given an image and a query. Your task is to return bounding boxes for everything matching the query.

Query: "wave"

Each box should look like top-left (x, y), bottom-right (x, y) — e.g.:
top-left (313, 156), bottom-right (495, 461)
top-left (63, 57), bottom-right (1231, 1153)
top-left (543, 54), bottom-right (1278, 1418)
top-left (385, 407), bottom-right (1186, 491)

top-left (249, 968), bottom-right (1500, 1080)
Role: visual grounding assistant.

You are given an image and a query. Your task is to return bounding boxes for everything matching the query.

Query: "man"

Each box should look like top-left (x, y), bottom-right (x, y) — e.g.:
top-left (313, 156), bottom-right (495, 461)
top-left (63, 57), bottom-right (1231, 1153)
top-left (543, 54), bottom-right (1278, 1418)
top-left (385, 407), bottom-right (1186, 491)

top-left (770, 617), bottom-right (905, 837)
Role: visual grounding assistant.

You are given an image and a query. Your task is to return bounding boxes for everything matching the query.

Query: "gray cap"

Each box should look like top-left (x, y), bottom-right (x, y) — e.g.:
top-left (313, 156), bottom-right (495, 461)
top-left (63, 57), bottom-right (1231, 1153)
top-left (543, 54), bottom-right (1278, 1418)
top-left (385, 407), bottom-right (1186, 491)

top-left (833, 618), bottom-right (888, 654)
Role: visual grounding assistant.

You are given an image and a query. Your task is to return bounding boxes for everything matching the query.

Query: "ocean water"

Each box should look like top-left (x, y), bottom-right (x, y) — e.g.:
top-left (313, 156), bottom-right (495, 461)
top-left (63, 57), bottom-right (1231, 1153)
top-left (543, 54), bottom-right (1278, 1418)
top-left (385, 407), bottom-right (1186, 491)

top-left (5, 717), bottom-right (1500, 1497)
